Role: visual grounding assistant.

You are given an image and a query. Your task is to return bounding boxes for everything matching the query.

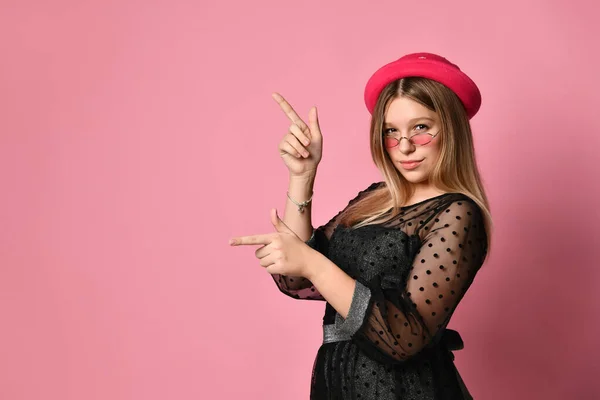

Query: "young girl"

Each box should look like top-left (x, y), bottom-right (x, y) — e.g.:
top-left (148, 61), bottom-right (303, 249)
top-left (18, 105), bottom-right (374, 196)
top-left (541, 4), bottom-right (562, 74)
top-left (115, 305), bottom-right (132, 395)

top-left (230, 52), bottom-right (491, 399)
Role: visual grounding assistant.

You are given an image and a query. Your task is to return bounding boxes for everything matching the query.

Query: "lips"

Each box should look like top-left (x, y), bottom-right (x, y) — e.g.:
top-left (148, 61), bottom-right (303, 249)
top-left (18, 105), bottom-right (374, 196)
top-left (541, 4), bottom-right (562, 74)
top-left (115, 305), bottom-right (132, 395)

top-left (399, 159), bottom-right (424, 170)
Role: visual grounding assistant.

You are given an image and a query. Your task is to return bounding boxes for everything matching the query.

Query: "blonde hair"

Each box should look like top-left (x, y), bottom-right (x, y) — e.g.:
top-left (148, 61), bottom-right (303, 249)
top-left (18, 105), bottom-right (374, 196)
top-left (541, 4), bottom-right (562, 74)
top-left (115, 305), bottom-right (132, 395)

top-left (339, 77), bottom-right (492, 251)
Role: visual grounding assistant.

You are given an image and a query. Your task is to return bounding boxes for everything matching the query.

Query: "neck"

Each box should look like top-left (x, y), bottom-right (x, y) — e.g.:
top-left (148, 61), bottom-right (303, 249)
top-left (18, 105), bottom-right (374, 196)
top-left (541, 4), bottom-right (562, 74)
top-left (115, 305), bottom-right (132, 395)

top-left (405, 183), bottom-right (446, 206)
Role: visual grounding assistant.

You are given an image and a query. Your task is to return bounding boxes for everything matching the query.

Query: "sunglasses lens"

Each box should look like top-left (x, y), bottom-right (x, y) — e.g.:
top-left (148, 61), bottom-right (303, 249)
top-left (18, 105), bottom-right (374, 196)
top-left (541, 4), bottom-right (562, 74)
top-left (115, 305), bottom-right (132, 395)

top-left (384, 133), bottom-right (435, 147)
top-left (411, 134), bottom-right (432, 145)
top-left (384, 137), bottom-right (398, 148)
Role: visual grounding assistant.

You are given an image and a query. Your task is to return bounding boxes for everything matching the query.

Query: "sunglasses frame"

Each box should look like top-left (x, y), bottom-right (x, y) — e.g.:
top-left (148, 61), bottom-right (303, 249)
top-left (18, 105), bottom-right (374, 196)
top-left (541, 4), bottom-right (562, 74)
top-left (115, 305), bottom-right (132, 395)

top-left (383, 131), bottom-right (440, 148)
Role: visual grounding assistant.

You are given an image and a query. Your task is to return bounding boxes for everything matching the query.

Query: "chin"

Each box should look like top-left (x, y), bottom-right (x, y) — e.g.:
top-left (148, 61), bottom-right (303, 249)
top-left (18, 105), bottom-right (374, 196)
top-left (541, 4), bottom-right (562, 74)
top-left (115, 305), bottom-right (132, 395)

top-left (398, 172), bottom-right (428, 184)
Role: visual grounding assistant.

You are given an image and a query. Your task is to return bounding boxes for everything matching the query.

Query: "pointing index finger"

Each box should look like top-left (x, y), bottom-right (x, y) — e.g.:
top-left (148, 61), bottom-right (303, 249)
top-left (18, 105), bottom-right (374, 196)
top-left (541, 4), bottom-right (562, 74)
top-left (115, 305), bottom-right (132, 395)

top-left (272, 92), bottom-right (309, 133)
top-left (230, 233), bottom-right (275, 246)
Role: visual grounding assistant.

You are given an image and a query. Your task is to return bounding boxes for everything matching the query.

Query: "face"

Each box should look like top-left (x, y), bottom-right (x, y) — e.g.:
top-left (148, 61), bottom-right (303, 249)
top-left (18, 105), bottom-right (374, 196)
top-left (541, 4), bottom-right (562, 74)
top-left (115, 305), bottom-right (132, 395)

top-left (382, 96), bottom-right (441, 187)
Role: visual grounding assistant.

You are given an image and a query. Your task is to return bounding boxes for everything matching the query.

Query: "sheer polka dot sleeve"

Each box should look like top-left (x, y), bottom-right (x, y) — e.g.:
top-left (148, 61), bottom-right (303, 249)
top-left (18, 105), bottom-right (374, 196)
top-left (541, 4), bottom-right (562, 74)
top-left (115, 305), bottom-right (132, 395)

top-left (350, 199), bottom-right (488, 364)
top-left (271, 182), bottom-right (383, 301)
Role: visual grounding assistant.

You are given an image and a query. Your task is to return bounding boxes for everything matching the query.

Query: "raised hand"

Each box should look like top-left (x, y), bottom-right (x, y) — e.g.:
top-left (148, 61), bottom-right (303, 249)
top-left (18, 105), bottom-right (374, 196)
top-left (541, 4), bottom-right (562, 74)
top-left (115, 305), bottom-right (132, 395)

top-left (272, 93), bottom-right (323, 178)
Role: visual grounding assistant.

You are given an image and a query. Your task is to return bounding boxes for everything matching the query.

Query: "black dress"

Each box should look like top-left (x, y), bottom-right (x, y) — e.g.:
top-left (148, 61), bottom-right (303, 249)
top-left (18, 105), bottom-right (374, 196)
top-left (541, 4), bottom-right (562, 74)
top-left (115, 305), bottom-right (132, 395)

top-left (272, 181), bottom-right (488, 399)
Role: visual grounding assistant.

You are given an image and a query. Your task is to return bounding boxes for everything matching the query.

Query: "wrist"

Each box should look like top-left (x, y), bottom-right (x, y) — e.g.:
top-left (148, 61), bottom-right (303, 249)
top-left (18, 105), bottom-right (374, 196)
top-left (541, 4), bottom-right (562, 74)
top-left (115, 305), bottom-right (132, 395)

top-left (303, 248), bottom-right (328, 282)
top-left (289, 171), bottom-right (317, 185)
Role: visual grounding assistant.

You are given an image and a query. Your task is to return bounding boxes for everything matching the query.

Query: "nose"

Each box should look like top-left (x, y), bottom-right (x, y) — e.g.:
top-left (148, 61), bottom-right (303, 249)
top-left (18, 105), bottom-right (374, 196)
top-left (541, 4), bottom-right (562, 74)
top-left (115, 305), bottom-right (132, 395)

top-left (397, 136), bottom-right (415, 155)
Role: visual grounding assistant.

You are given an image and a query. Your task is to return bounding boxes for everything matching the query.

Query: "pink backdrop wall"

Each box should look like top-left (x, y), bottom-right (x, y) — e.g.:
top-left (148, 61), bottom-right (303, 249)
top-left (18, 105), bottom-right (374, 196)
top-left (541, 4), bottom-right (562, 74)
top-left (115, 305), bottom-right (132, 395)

top-left (1, 0), bottom-right (599, 399)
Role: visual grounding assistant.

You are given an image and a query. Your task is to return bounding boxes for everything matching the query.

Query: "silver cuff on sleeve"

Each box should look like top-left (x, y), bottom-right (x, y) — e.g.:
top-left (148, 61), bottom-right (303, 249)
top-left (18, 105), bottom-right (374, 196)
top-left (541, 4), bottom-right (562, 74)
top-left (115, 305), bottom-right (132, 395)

top-left (323, 324), bottom-right (351, 343)
top-left (334, 280), bottom-right (372, 336)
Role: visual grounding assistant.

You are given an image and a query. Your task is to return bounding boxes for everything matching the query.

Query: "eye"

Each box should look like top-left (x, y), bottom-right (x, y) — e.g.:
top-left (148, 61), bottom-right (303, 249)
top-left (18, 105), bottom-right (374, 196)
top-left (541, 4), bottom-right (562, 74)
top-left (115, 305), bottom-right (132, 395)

top-left (414, 124), bottom-right (429, 131)
top-left (383, 128), bottom-right (396, 135)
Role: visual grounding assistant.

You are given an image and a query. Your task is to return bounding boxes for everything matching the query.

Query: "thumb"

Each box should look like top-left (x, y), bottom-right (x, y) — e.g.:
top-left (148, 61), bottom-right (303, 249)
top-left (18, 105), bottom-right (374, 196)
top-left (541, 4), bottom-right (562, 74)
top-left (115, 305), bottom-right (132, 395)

top-left (271, 208), bottom-right (293, 234)
top-left (308, 106), bottom-right (322, 140)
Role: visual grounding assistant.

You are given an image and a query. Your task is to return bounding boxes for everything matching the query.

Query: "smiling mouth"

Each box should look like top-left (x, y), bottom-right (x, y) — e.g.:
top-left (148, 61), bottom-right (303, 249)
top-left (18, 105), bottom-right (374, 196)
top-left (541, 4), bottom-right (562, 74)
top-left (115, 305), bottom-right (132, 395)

top-left (400, 159), bottom-right (424, 164)
top-left (399, 159), bottom-right (424, 169)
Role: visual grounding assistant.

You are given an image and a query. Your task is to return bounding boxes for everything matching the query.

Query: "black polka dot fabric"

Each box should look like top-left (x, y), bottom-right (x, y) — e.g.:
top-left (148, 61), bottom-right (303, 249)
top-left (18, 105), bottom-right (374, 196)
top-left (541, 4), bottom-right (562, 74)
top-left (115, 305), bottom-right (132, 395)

top-left (272, 182), bottom-right (488, 399)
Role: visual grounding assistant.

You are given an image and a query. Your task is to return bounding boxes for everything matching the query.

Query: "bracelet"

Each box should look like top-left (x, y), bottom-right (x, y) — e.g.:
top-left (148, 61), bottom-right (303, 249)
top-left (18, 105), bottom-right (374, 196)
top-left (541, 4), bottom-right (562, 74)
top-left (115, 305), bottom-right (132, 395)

top-left (287, 191), bottom-right (313, 213)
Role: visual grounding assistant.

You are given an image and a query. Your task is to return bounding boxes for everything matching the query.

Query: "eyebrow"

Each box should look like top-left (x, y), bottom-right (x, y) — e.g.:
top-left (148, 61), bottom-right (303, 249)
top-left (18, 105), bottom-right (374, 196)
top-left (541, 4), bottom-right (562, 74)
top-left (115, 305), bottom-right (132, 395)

top-left (383, 116), bottom-right (435, 126)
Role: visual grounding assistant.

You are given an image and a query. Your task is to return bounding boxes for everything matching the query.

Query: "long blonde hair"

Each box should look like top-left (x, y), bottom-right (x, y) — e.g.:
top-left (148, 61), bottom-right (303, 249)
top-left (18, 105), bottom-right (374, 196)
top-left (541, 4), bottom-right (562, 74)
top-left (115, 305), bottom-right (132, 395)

top-left (339, 77), bottom-right (492, 251)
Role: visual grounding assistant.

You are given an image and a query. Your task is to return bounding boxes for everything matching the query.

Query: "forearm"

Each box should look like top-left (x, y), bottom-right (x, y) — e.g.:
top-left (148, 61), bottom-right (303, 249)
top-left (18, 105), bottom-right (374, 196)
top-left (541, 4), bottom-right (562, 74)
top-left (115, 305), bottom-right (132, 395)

top-left (284, 173), bottom-right (316, 242)
top-left (304, 251), bottom-right (356, 319)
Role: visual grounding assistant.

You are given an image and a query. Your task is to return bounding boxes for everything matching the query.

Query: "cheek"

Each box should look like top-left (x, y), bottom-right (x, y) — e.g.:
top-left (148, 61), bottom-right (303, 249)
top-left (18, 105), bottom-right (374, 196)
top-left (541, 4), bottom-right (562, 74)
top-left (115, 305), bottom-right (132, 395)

top-left (420, 144), bottom-right (441, 175)
top-left (425, 143), bottom-right (441, 163)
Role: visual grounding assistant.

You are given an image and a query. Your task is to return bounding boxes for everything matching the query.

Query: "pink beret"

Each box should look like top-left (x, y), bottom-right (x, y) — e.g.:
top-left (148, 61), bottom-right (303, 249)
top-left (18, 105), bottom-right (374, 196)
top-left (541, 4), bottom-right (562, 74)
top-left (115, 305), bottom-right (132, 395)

top-left (364, 52), bottom-right (481, 119)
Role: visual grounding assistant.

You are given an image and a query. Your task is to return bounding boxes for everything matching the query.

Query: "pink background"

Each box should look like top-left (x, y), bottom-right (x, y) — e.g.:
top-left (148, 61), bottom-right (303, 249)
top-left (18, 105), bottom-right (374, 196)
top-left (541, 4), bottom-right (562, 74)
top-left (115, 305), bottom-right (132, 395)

top-left (1, 0), bottom-right (599, 399)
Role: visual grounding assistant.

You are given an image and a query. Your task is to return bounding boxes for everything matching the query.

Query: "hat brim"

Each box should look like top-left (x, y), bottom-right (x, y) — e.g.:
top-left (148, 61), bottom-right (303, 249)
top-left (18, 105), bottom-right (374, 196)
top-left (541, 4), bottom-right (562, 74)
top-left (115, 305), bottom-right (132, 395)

top-left (364, 58), bottom-right (481, 119)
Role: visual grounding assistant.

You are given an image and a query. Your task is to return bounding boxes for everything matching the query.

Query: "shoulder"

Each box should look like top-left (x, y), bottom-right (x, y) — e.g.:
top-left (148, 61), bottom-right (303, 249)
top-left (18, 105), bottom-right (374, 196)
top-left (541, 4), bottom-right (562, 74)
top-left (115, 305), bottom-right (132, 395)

top-left (434, 194), bottom-right (489, 257)
top-left (428, 193), bottom-right (485, 224)
top-left (435, 192), bottom-right (479, 210)
top-left (364, 181), bottom-right (386, 193)
top-left (354, 181), bottom-right (385, 197)
top-left (366, 181), bottom-right (385, 191)
top-left (344, 181), bottom-right (386, 210)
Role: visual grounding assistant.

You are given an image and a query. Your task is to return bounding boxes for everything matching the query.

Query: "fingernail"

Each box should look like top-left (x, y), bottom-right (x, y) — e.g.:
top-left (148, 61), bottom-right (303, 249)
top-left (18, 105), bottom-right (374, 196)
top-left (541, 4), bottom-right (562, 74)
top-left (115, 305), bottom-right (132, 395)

top-left (229, 239), bottom-right (236, 245)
